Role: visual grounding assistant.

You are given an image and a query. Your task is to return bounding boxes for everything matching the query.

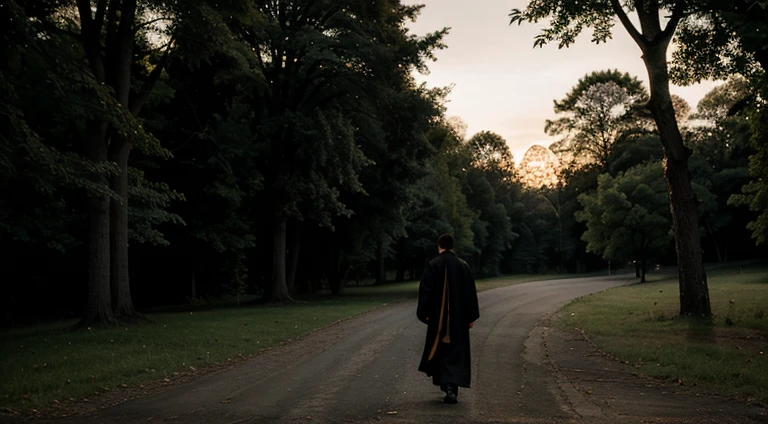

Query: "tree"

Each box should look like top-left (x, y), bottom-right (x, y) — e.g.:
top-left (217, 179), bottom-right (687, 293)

top-left (727, 93), bottom-right (768, 245)
top-left (511, 0), bottom-right (713, 317)
top-left (1, 2), bottom-right (112, 261)
top-left (464, 132), bottom-right (517, 276)
top-left (686, 78), bottom-right (754, 260)
top-left (671, 0), bottom-right (768, 246)
top-left (550, 81), bottom-right (635, 170)
top-left (576, 162), bottom-right (674, 282)
top-left (517, 145), bottom-right (561, 189)
top-left (235, 1), bottom-right (448, 300)
top-left (467, 131), bottom-right (514, 176)
top-left (22, 0), bottom-right (244, 324)
top-left (547, 70), bottom-right (648, 170)
top-left (427, 121), bottom-right (477, 256)
top-left (671, 0), bottom-right (768, 82)
top-left (346, 80), bottom-right (446, 286)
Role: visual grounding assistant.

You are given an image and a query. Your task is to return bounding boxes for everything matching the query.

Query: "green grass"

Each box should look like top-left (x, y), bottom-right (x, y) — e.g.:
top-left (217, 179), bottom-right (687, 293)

top-left (555, 263), bottom-right (768, 403)
top-left (0, 272), bottom-right (578, 413)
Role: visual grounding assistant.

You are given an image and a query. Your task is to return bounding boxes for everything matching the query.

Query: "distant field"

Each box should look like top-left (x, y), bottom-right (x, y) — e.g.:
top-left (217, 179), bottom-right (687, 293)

top-left (0, 271), bottom-right (582, 414)
top-left (555, 262), bottom-right (768, 404)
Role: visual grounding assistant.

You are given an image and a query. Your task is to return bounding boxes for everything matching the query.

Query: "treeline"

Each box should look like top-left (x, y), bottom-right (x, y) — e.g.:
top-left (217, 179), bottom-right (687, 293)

top-left (0, 1), bottom-right (545, 324)
top-left (541, 70), bottom-right (767, 283)
top-left (2, 1), bottom-right (767, 325)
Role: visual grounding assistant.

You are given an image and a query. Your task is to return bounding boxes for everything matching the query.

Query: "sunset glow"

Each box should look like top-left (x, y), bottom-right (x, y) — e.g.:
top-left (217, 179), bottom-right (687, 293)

top-left (405, 0), bottom-right (722, 165)
top-left (517, 145), bottom-right (560, 189)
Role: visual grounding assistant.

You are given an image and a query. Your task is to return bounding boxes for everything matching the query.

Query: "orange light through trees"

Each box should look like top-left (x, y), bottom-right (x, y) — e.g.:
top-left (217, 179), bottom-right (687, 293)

top-left (518, 145), bottom-right (560, 189)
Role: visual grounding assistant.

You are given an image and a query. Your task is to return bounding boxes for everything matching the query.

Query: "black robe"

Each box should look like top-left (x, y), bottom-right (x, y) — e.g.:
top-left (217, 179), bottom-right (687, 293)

top-left (417, 251), bottom-right (479, 388)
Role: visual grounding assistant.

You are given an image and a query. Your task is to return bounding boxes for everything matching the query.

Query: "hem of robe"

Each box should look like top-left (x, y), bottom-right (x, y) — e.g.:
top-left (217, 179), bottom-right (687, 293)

top-left (431, 378), bottom-right (470, 389)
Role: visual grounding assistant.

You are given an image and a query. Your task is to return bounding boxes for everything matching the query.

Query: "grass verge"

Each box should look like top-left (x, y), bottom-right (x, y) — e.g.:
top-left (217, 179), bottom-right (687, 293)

top-left (0, 272), bottom-right (578, 413)
top-left (555, 262), bottom-right (768, 404)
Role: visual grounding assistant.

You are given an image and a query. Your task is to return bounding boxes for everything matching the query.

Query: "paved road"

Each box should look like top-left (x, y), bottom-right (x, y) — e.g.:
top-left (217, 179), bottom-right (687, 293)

top-left (27, 274), bottom-right (768, 423)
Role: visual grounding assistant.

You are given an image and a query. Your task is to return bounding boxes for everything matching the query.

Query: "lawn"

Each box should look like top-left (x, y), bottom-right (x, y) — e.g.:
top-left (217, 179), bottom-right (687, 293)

top-left (0, 272), bottom-right (574, 413)
top-left (555, 262), bottom-right (768, 403)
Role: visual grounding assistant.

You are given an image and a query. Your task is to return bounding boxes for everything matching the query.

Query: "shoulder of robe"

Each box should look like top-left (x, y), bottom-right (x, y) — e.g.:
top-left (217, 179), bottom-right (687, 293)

top-left (429, 255), bottom-right (445, 266)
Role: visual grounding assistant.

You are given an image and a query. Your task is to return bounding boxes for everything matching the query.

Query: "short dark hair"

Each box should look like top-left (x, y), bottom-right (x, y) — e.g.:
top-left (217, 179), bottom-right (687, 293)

top-left (438, 233), bottom-right (454, 250)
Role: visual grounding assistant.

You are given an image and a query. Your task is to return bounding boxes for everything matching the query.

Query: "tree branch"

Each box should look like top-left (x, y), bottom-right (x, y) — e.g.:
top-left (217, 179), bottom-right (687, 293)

top-left (130, 37), bottom-right (175, 116)
top-left (657, 1), bottom-right (687, 43)
top-left (76, 0), bottom-right (93, 28)
top-left (136, 16), bottom-right (173, 31)
top-left (104, 0), bottom-right (120, 84)
top-left (94, 0), bottom-right (108, 33)
top-left (634, 0), bottom-right (663, 38)
top-left (295, 0), bottom-right (319, 26)
top-left (610, 0), bottom-right (647, 48)
top-left (647, 0), bottom-right (662, 30)
top-left (37, 20), bottom-right (81, 40)
top-left (76, 0), bottom-right (106, 82)
top-left (115, 0), bottom-right (137, 106)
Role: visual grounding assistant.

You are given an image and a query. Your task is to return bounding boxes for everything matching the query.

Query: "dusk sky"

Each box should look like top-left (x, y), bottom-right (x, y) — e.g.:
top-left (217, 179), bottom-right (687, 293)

top-left (404, 0), bottom-right (722, 164)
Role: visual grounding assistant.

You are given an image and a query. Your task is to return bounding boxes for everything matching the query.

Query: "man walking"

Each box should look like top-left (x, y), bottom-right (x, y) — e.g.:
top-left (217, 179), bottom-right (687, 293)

top-left (417, 234), bottom-right (480, 404)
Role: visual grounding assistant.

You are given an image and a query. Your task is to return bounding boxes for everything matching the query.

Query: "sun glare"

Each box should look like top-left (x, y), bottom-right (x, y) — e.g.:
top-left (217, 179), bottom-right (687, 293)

top-left (518, 145), bottom-right (560, 189)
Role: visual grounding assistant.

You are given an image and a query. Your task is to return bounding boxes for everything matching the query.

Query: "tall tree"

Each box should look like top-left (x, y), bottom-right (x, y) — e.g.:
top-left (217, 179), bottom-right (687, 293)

top-left (547, 71), bottom-right (647, 170)
top-left (26, 0), bottom-right (243, 323)
top-left (686, 78), bottom-right (754, 260)
top-left (547, 70), bottom-right (648, 171)
top-left (576, 162), bottom-right (675, 282)
top-left (511, 0), bottom-right (712, 317)
top-left (242, 1), bottom-right (447, 300)
top-left (464, 131), bottom-right (517, 276)
top-left (467, 131), bottom-right (514, 175)
top-left (1, 1), bottom-right (114, 266)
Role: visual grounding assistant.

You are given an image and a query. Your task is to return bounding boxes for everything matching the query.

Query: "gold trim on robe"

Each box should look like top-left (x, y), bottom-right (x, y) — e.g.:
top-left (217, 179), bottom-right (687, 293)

top-left (428, 268), bottom-right (450, 361)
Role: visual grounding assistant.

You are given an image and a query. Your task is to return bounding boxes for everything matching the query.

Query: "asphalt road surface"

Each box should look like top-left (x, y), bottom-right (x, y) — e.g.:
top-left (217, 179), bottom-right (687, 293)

top-left (25, 274), bottom-right (768, 424)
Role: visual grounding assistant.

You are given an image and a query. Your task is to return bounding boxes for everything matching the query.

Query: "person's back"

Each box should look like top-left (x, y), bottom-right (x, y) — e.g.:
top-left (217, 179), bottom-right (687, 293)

top-left (417, 234), bottom-right (479, 404)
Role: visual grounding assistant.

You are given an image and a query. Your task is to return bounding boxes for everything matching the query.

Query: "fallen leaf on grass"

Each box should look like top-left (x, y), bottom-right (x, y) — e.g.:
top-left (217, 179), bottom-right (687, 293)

top-left (221, 398), bottom-right (232, 404)
top-left (386, 411), bottom-right (398, 415)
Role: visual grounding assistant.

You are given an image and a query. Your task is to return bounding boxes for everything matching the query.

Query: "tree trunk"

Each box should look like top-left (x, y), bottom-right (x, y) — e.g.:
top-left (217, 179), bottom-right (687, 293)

top-left (83, 123), bottom-right (115, 326)
top-left (110, 136), bottom-right (136, 318)
top-left (374, 240), bottom-right (385, 285)
top-left (640, 257), bottom-right (647, 283)
top-left (394, 238), bottom-right (406, 282)
top-left (642, 44), bottom-right (711, 317)
top-left (287, 221), bottom-right (302, 294)
top-left (191, 269), bottom-right (196, 299)
top-left (270, 215), bottom-right (292, 302)
top-left (329, 247), bottom-right (342, 295)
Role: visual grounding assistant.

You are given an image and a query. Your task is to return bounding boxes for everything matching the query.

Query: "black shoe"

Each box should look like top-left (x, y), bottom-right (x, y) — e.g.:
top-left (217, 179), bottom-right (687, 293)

top-left (443, 385), bottom-right (458, 404)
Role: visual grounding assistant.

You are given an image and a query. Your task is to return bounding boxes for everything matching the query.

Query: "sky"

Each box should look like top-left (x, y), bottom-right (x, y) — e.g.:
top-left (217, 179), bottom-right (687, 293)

top-left (403, 0), bottom-right (723, 164)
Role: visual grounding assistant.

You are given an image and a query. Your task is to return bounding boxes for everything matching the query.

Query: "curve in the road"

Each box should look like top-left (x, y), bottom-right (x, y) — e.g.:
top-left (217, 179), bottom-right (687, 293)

top-left (24, 273), bottom-right (768, 424)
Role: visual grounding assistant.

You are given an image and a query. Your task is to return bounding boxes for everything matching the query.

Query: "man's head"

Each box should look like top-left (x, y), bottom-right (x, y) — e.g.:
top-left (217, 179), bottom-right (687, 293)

top-left (438, 233), bottom-right (454, 253)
